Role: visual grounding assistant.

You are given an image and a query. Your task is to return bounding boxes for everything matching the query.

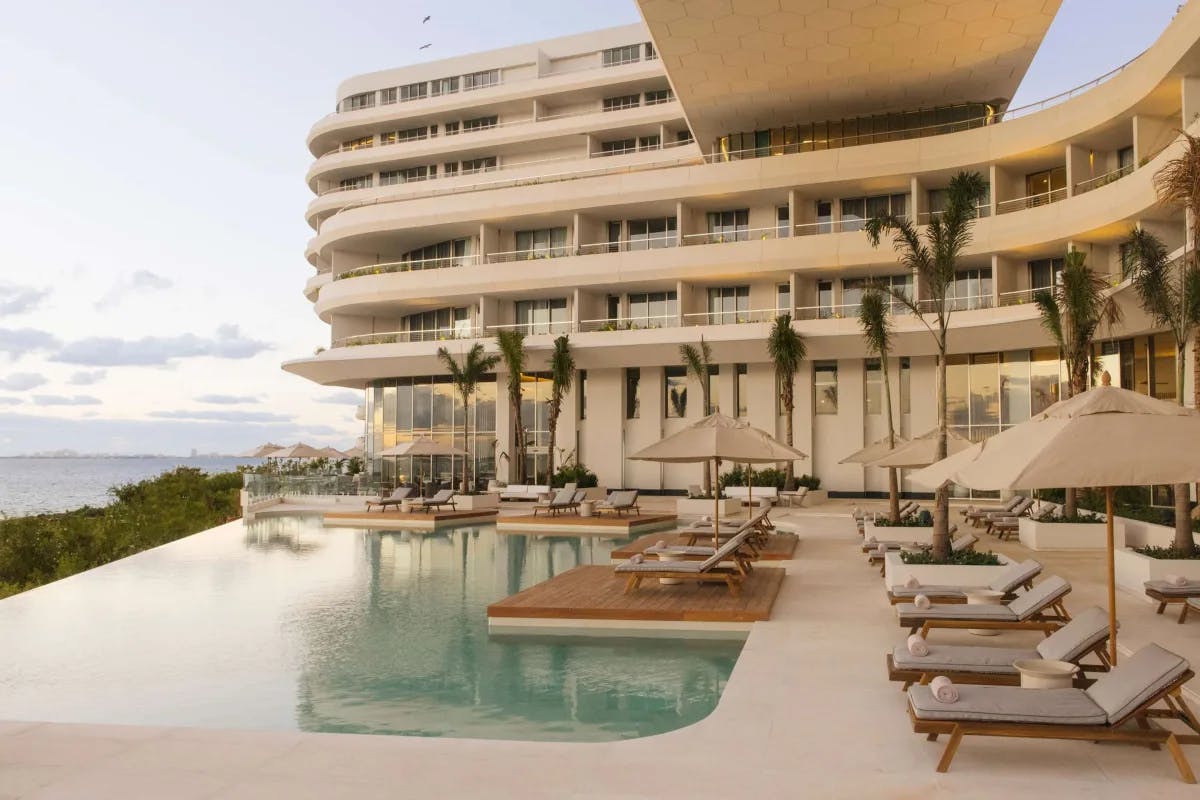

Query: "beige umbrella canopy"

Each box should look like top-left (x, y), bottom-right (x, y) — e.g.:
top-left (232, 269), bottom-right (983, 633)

top-left (378, 438), bottom-right (469, 457)
top-left (240, 442), bottom-right (284, 458)
top-left (869, 427), bottom-right (976, 469)
top-left (343, 445), bottom-right (365, 459)
top-left (910, 379), bottom-right (1200, 665)
top-left (317, 446), bottom-right (348, 459)
top-left (629, 413), bottom-right (807, 542)
top-left (839, 434), bottom-right (911, 465)
top-left (266, 442), bottom-right (327, 459)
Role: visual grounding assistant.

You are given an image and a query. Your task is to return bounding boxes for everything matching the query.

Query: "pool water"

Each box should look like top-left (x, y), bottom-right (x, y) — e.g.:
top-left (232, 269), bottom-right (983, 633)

top-left (0, 516), bottom-right (742, 741)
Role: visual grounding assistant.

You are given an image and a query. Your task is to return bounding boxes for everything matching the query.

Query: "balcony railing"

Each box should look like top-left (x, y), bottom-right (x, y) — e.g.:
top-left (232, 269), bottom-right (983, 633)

top-left (1074, 164), bottom-right (1135, 195)
top-left (333, 326), bottom-right (482, 347)
top-left (996, 187), bottom-right (1068, 215)
top-left (334, 254), bottom-right (480, 280)
top-left (997, 272), bottom-right (1127, 307)
top-left (577, 314), bottom-right (679, 332)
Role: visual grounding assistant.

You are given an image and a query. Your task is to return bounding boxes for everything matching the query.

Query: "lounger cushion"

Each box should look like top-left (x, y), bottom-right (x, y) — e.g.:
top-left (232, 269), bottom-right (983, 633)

top-left (615, 559), bottom-right (706, 574)
top-left (1144, 580), bottom-right (1200, 596)
top-left (1036, 606), bottom-right (1110, 662)
top-left (892, 645), bottom-right (1037, 674)
top-left (908, 685), bottom-right (1107, 725)
top-left (1085, 644), bottom-right (1189, 724)
top-left (897, 603), bottom-right (1019, 624)
top-left (889, 586), bottom-right (970, 600)
top-left (1006, 575), bottom-right (1070, 620)
top-left (987, 560), bottom-right (1041, 593)
top-left (644, 545), bottom-right (715, 556)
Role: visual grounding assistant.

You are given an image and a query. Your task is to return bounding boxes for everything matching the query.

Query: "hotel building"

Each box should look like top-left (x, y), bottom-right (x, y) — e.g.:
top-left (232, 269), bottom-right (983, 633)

top-left (285, 1), bottom-right (1200, 496)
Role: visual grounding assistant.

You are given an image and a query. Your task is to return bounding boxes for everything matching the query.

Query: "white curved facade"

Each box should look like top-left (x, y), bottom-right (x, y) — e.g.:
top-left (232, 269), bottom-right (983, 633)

top-left (285, 6), bottom-right (1200, 494)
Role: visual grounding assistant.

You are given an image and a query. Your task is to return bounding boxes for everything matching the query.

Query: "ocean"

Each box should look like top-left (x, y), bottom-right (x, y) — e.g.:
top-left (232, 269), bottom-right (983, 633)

top-left (0, 457), bottom-right (260, 518)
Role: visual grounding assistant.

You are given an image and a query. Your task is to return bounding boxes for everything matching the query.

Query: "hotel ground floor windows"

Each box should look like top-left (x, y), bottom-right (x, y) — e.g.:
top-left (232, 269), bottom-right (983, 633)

top-left (945, 349), bottom-right (1060, 441)
top-left (625, 368), bottom-right (641, 419)
top-left (664, 366), bottom-right (688, 418)
top-left (814, 362), bottom-right (838, 414)
top-left (735, 364), bottom-right (748, 418)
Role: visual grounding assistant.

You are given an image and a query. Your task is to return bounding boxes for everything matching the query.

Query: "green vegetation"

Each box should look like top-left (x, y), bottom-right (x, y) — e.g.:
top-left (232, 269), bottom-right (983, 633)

top-left (719, 466), bottom-right (819, 491)
top-left (438, 342), bottom-right (501, 494)
top-left (0, 468), bottom-right (241, 599)
top-left (767, 314), bottom-right (807, 490)
top-left (873, 513), bottom-right (933, 528)
top-left (679, 337), bottom-right (715, 495)
top-left (1031, 508), bottom-right (1104, 524)
top-left (1133, 545), bottom-right (1200, 560)
top-left (858, 289), bottom-right (899, 522)
top-left (900, 550), bottom-right (1003, 566)
top-left (546, 335), bottom-right (575, 479)
top-left (550, 463), bottom-right (598, 489)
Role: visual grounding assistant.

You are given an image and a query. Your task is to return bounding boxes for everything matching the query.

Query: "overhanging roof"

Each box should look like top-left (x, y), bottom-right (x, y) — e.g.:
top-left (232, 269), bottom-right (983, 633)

top-left (637, 0), bottom-right (1062, 149)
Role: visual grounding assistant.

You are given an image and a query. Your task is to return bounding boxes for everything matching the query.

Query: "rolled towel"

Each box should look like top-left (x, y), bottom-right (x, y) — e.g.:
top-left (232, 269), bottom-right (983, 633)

top-left (876, 544), bottom-right (888, 555)
top-left (701, 515), bottom-right (712, 523)
top-left (967, 505), bottom-right (975, 514)
top-left (655, 540), bottom-right (667, 549)
top-left (629, 554), bottom-right (644, 564)
top-left (1166, 574), bottom-right (1189, 587)
top-left (930, 676), bottom-right (959, 704)
top-left (903, 575), bottom-right (920, 589)
top-left (866, 535), bottom-right (877, 544)
top-left (913, 594), bottom-right (931, 610)
top-left (907, 634), bottom-right (929, 657)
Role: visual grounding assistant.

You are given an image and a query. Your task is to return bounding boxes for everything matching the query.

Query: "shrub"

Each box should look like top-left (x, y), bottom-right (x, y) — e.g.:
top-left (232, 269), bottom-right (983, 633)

top-left (550, 463), bottom-right (598, 488)
top-left (873, 512), bottom-right (932, 528)
top-left (719, 466), bottom-right (819, 491)
top-left (1132, 545), bottom-right (1200, 560)
top-left (1031, 508), bottom-right (1105, 524)
top-left (900, 550), bottom-right (1003, 566)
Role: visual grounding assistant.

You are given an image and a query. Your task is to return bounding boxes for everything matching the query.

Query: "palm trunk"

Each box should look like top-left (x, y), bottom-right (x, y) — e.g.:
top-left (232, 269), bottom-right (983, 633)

top-left (511, 387), bottom-right (525, 484)
top-left (882, 355), bottom-right (900, 523)
top-left (933, 350), bottom-right (950, 561)
top-left (1174, 344), bottom-right (1194, 554)
top-left (1063, 364), bottom-right (1085, 518)
top-left (461, 389), bottom-right (471, 495)
top-left (547, 403), bottom-right (558, 482)
top-left (1194, 336), bottom-right (1200, 525)
top-left (784, 383), bottom-right (796, 490)
top-left (701, 387), bottom-right (712, 495)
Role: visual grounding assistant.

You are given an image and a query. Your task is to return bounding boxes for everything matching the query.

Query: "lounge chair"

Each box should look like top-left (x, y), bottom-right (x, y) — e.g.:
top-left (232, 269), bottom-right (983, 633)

top-left (684, 508), bottom-right (772, 545)
top-left (906, 643), bottom-right (1199, 783)
top-left (984, 498), bottom-right (1035, 538)
top-left (862, 524), bottom-right (961, 553)
top-left (643, 518), bottom-right (762, 571)
top-left (896, 575), bottom-right (1072, 636)
top-left (888, 606), bottom-right (1112, 689)
top-left (960, 496), bottom-right (1023, 525)
top-left (686, 484), bottom-right (704, 499)
top-left (885, 559), bottom-right (1042, 605)
top-left (596, 489), bottom-right (640, 516)
top-left (411, 489), bottom-right (456, 511)
top-left (868, 532), bottom-right (974, 575)
top-left (1145, 580), bottom-right (1200, 623)
top-left (365, 486), bottom-right (415, 512)
top-left (532, 488), bottom-right (578, 516)
top-left (615, 525), bottom-right (756, 596)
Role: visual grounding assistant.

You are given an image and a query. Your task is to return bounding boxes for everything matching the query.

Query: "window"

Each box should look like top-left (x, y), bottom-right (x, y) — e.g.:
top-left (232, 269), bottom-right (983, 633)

top-left (638, 134), bottom-right (661, 151)
top-left (444, 121), bottom-right (460, 136)
top-left (706, 209), bottom-right (749, 242)
top-left (515, 298), bottom-right (569, 335)
top-left (776, 283), bottom-right (792, 316)
top-left (1118, 145), bottom-right (1135, 172)
top-left (841, 274), bottom-right (912, 315)
top-left (602, 44), bottom-right (641, 67)
top-left (1025, 167), bottom-right (1067, 205)
top-left (707, 286), bottom-right (750, 325)
top-left (606, 221), bottom-right (622, 252)
top-left (706, 366), bottom-right (720, 415)
top-left (515, 227), bottom-right (569, 258)
top-left (578, 369), bottom-right (587, 420)
top-left (1151, 334), bottom-right (1177, 400)
top-left (380, 126), bottom-right (429, 145)
top-left (949, 267), bottom-right (993, 310)
top-left (443, 161), bottom-right (459, 177)
top-left (600, 138), bottom-right (636, 155)
top-left (461, 156), bottom-right (497, 174)
top-left (462, 115), bottom-right (498, 132)
top-left (814, 363), bottom-right (838, 414)
top-left (339, 175), bottom-right (373, 191)
top-left (645, 41), bottom-right (657, 60)
top-left (380, 165), bottom-right (435, 185)
top-left (431, 76), bottom-right (459, 96)
top-left (342, 135), bottom-right (374, 151)
top-left (403, 239), bottom-right (468, 269)
top-left (380, 88), bottom-right (397, 105)
top-left (644, 89), bottom-right (673, 106)
top-left (776, 206), bottom-right (790, 238)
top-left (735, 364), bottom-right (749, 417)
top-left (1029, 258), bottom-right (1064, 292)
top-left (626, 368), bottom-right (641, 419)
top-left (865, 360), bottom-right (883, 416)
top-left (928, 183), bottom-right (991, 218)
top-left (627, 290), bottom-right (677, 327)
top-left (1119, 242), bottom-right (1136, 276)
top-left (343, 92), bottom-right (374, 111)
top-left (403, 307), bottom-right (470, 341)
top-left (840, 194), bottom-right (907, 232)
top-left (606, 293), bottom-right (620, 320)
top-left (664, 366), bottom-right (688, 418)
top-left (463, 69), bottom-right (499, 91)
top-left (815, 200), bottom-right (833, 234)
top-left (399, 82), bottom-right (427, 102)
top-left (627, 217), bottom-right (676, 250)
top-left (676, 129), bottom-right (694, 144)
top-left (817, 280), bottom-right (834, 319)
top-left (602, 94), bottom-right (640, 112)
top-left (900, 357), bottom-right (911, 414)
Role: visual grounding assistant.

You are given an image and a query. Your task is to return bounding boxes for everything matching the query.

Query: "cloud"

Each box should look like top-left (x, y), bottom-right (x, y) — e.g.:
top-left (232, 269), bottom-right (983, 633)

top-left (68, 370), bottom-right (107, 386)
top-left (95, 269), bottom-right (174, 309)
top-left (32, 394), bottom-right (102, 406)
top-left (0, 328), bottom-right (60, 360)
top-left (196, 394), bottom-right (258, 405)
top-left (52, 325), bottom-right (270, 367)
top-left (149, 409), bottom-right (293, 423)
top-left (0, 285), bottom-right (50, 316)
top-left (0, 372), bottom-right (47, 391)
top-left (0, 397), bottom-right (21, 405)
top-left (315, 390), bottom-right (362, 404)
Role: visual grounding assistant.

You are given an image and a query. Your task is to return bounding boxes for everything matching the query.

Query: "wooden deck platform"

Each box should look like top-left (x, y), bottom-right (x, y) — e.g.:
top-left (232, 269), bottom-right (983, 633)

top-left (610, 531), bottom-right (799, 561)
top-left (487, 565), bottom-right (785, 628)
top-left (322, 509), bottom-right (498, 530)
top-left (495, 513), bottom-right (676, 536)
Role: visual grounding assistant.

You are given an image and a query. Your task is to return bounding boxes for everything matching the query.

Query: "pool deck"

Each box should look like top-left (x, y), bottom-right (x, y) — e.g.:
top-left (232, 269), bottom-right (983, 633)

top-left (494, 512), bottom-right (676, 536)
top-left (610, 530), bottom-right (799, 561)
top-left (9, 500), bottom-right (1200, 797)
top-left (322, 508), bottom-right (498, 530)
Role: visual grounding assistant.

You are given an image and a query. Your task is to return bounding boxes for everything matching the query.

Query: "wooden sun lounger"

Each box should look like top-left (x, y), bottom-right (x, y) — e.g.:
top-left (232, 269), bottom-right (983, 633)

top-left (615, 526), bottom-right (756, 596)
top-left (411, 490), bottom-right (456, 511)
top-left (364, 486), bottom-right (414, 512)
top-left (897, 576), bottom-right (1072, 636)
top-left (884, 559), bottom-right (1041, 605)
top-left (906, 644), bottom-right (1199, 783)
top-left (1145, 581), bottom-right (1200, 623)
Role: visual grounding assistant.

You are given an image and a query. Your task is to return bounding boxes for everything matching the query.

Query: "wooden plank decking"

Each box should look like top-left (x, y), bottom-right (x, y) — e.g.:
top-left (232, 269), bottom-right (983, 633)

top-left (323, 509), bottom-right (498, 530)
top-left (487, 565), bottom-right (785, 623)
top-left (495, 513), bottom-right (676, 536)
top-left (610, 531), bottom-right (799, 561)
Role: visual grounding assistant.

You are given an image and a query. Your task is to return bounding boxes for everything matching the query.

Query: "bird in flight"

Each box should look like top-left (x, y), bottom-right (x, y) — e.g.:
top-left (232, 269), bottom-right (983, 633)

top-left (419, 43), bottom-right (432, 50)
top-left (422, 15), bottom-right (430, 23)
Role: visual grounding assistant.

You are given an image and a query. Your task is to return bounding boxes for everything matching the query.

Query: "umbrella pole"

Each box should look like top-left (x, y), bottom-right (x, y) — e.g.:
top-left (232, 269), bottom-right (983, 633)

top-left (1106, 485), bottom-right (1118, 667)
top-left (746, 463), bottom-right (752, 518)
top-left (714, 457), bottom-right (721, 547)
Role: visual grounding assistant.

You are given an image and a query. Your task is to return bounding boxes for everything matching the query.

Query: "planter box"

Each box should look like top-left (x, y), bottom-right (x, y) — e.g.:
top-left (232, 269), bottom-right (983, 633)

top-left (1115, 548), bottom-right (1200, 595)
top-left (676, 498), bottom-right (737, 517)
top-left (1018, 517), bottom-right (1122, 551)
top-left (864, 519), bottom-right (935, 546)
top-left (453, 493), bottom-right (498, 511)
top-left (1119, 518), bottom-right (1180, 549)
top-left (883, 551), bottom-right (1012, 591)
top-left (803, 489), bottom-right (828, 505)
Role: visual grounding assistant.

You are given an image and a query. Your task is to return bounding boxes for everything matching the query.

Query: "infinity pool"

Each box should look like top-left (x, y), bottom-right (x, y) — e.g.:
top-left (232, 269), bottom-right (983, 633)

top-left (0, 516), bottom-right (742, 741)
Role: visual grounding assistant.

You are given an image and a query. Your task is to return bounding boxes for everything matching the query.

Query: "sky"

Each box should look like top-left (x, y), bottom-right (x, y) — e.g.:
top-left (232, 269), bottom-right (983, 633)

top-left (0, 0), bottom-right (1184, 456)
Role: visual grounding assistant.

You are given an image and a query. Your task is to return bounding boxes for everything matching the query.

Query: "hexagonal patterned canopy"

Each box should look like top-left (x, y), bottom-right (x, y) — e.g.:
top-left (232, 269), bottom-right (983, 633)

top-left (637, 0), bottom-right (1062, 150)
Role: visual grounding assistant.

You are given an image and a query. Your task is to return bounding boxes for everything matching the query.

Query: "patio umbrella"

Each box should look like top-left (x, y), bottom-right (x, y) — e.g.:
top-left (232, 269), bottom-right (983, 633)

top-left (868, 427), bottom-right (976, 469)
top-left (839, 434), bottom-right (911, 464)
top-left (377, 438), bottom-right (468, 457)
top-left (266, 442), bottom-right (326, 459)
top-left (317, 446), bottom-right (348, 459)
top-left (343, 445), bottom-right (365, 459)
top-left (910, 375), bottom-right (1200, 665)
top-left (239, 442), bottom-right (284, 458)
top-left (629, 413), bottom-right (807, 543)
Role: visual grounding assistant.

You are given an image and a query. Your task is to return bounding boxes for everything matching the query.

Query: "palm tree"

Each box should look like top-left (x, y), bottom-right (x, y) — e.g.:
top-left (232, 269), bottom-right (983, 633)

top-left (1032, 248), bottom-right (1123, 517)
top-left (767, 315), bottom-right (807, 490)
top-left (495, 329), bottom-right (528, 484)
top-left (858, 290), bottom-right (900, 522)
top-left (437, 343), bottom-right (501, 494)
top-left (545, 335), bottom-right (575, 480)
top-left (866, 170), bottom-right (988, 560)
top-left (680, 337), bottom-right (714, 494)
top-left (1124, 227), bottom-right (1200, 553)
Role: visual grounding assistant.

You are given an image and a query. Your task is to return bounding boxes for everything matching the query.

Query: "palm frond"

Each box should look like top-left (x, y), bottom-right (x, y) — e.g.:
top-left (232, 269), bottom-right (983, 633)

top-left (857, 288), bottom-right (892, 358)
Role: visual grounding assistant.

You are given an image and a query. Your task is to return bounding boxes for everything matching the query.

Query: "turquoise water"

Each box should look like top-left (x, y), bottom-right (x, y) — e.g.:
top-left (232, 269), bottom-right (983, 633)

top-left (0, 517), bottom-right (742, 741)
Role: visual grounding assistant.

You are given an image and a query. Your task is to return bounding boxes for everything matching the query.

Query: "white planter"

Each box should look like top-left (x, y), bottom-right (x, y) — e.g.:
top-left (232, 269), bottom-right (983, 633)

top-left (676, 498), bottom-right (737, 516)
top-left (804, 489), bottom-right (828, 505)
top-left (1018, 518), bottom-right (1121, 551)
top-left (883, 552), bottom-right (1012, 591)
top-left (1119, 518), bottom-right (1179, 549)
top-left (864, 519), bottom-right (935, 546)
top-left (1014, 659), bottom-right (1078, 689)
top-left (453, 494), bottom-right (498, 511)
top-left (1114, 548), bottom-right (1200, 594)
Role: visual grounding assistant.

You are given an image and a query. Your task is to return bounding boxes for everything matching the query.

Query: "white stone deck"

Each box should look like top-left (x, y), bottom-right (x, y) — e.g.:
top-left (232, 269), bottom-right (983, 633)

top-left (4, 499), bottom-right (1198, 798)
